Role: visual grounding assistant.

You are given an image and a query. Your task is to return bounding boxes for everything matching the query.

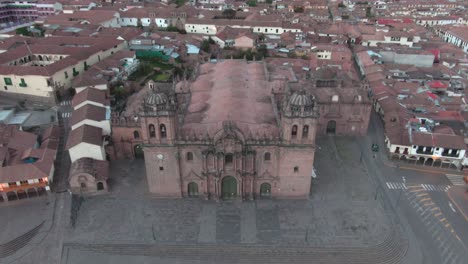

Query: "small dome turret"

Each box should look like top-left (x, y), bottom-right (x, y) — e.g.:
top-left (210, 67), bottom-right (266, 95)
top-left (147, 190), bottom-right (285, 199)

top-left (145, 92), bottom-right (168, 106)
top-left (288, 90), bottom-right (314, 107)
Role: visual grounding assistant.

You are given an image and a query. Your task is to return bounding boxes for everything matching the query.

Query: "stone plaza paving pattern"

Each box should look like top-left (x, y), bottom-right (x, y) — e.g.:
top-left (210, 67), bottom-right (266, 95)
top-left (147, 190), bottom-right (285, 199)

top-left (58, 137), bottom-right (405, 263)
top-left (0, 138), bottom-right (409, 264)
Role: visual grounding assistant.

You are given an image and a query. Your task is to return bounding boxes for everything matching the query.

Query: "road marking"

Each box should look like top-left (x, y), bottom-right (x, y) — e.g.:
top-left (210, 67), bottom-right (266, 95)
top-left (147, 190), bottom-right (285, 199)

top-left (385, 182), bottom-right (407, 190)
top-left (445, 174), bottom-right (465, 186)
top-left (447, 190), bottom-right (468, 221)
top-left (448, 202), bottom-right (456, 213)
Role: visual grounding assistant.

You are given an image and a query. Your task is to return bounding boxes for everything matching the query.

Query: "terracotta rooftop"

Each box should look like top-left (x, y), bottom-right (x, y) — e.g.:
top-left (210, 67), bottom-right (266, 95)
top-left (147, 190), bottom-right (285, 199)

top-left (0, 125), bottom-right (58, 183)
top-left (72, 87), bottom-right (109, 108)
top-left (70, 104), bottom-right (107, 126)
top-left (66, 125), bottom-right (103, 150)
top-left (181, 60), bottom-right (280, 138)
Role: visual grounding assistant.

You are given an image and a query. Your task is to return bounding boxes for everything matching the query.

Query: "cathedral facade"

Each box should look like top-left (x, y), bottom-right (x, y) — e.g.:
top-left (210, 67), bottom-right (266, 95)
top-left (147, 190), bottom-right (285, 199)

top-left (109, 60), bottom-right (370, 199)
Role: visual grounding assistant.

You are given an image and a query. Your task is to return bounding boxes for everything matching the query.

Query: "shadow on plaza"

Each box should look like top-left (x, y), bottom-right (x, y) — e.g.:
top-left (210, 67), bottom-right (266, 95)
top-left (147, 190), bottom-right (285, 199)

top-left (66, 137), bottom-right (391, 248)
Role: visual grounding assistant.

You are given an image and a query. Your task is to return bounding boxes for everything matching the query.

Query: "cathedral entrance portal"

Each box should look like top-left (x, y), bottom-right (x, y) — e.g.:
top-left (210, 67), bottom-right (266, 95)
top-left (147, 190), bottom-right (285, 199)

top-left (134, 144), bottom-right (144, 159)
top-left (222, 176), bottom-right (237, 199)
top-left (326, 120), bottom-right (336, 135)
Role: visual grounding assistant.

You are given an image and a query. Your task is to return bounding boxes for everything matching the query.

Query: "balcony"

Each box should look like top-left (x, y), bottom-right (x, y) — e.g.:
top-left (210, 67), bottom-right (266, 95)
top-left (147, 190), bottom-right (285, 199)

top-left (19, 82), bottom-right (27, 87)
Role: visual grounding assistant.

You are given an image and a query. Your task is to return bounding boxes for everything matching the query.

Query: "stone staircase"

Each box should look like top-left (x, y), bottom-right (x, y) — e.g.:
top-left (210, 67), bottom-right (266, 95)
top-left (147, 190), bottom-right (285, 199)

top-left (64, 230), bottom-right (408, 264)
top-left (0, 222), bottom-right (44, 258)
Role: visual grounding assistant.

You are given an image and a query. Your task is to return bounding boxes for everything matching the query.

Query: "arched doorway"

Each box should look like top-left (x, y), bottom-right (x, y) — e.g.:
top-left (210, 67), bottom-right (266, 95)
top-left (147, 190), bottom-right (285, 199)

top-left (7, 191), bottom-right (17, 201)
top-left (17, 190), bottom-right (27, 199)
top-left (221, 176), bottom-right (237, 199)
top-left (97, 182), bottom-right (104, 191)
top-left (188, 182), bottom-right (199, 197)
top-left (426, 158), bottom-right (434, 166)
top-left (37, 187), bottom-right (46, 196)
top-left (260, 183), bottom-right (271, 198)
top-left (326, 120), bottom-right (336, 135)
top-left (134, 144), bottom-right (144, 159)
top-left (27, 188), bottom-right (37, 197)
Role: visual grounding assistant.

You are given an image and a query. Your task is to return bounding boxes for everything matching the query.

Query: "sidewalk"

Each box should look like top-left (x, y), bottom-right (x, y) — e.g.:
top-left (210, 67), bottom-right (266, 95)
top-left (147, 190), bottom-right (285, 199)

top-left (447, 186), bottom-right (468, 221)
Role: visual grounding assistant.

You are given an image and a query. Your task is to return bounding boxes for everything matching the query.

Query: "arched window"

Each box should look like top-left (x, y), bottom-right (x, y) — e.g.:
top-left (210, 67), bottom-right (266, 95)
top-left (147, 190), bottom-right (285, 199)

top-left (186, 152), bottom-right (193, 161)
top-left (302, 125), bottom-right (309, 139)
top-left (264, 152), bottom-right (271, 161)
top-left (225, 153), bottom-right (233, 166)
top-left (294, 166), bottom-right (299, 173)
top-left (149, 124), bottom-right (156, 138)
top-left (97, 182), bottom-right (104, 190)
top-left (160, 124), bottom-right (167, 138)
top-left (80, 182), bottom-right (87, 188)
top-left (291, 125), bottom-right (298, 138)
top-left (133, 130), bottom-right (140, 139)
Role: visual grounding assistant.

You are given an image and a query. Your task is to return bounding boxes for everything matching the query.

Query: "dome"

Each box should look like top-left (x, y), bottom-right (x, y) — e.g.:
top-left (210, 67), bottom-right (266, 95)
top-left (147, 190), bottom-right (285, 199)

top-left (145, 92), bottom-right (168, 106)
top-left (289, 90), bottom-right (314, 107)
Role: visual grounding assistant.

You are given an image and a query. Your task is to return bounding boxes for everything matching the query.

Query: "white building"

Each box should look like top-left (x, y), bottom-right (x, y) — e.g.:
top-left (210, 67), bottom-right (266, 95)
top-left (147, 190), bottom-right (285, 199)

top-left (67, 125), bottom-right (106, 163)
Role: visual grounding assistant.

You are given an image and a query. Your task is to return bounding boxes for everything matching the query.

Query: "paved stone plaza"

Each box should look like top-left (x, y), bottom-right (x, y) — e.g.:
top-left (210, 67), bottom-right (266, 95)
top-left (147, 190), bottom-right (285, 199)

top-left (58, 137), bottom-right (393, 263)
top-left (0, 137), bottom-right (398, 264)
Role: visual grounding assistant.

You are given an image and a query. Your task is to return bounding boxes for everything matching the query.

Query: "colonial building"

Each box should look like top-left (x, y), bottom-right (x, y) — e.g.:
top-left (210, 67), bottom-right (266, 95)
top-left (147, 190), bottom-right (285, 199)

top-left (0, 125), bottom-right (59, 202)
top-left (109, 60), bottom-right (371, 200)
top-left (110, 60), bottom-right (319, 199)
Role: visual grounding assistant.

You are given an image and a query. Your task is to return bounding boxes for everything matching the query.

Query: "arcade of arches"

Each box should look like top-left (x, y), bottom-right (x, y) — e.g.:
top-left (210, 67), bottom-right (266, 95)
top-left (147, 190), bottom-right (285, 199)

top-left (1, 186), bottom-right (47, 202)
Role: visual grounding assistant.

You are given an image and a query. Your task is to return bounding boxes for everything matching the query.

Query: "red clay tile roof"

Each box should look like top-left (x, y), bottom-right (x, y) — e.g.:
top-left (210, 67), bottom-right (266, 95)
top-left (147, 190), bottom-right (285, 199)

top-left (70, 104), bottom-right (106, 126)
top-left (72, 88), bottom-right (109, 108)
top-left (0, 125), bottom-right (58, 183)
top-left (411, 132), bottom-right (465, 149)
top-left (66, 125), bottom-right (103, 150)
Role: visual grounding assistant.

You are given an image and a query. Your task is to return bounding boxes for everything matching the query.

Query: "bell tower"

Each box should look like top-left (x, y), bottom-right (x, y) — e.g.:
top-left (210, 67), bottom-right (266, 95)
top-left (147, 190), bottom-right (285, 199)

top-left (281, 90), bottom-right (319, 145)
top-left (139, 81), bottom-right (178, 145)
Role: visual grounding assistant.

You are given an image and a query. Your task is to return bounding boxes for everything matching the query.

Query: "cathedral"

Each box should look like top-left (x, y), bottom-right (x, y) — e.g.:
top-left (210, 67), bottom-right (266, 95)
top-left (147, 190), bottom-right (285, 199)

top-left (109, 59), bottom-right (370, 199)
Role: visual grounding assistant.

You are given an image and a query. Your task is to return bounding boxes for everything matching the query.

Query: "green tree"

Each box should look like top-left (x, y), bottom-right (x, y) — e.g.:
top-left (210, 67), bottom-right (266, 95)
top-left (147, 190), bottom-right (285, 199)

top-left (200, 39), bottom-right (211, 53)
top-left (247, 0), bottom-right (257, 7)
top-left (294, 7), bottom-right (304, 13)
top-left (222, 9), bottom-right (236, 19)
top-left (256, 44), bottom-right (268, 59)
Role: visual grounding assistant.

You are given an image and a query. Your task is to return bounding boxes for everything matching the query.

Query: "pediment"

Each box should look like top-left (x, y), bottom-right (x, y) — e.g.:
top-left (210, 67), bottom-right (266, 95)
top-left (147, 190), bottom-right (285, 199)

top-left (184, 170), bottom-right (204, 180)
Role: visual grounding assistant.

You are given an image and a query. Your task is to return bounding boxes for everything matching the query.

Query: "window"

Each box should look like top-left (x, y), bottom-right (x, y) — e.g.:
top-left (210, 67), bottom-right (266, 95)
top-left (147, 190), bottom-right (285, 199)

top-left (225, 153), bottom-right (233, 165)
top-left (19, 78), bottom-right (27, 87)
top-left (294, 166), bottom-right (299, 173)
top-left (291, 125), bottom-right (298, 138)
top-left (38, 178), bottom-right (44, 183)
top-left (159, 166), bottom-right (164, 171)
top-left (160, 124), bottom-right (167, 138)
top-left (133, 131), bottom-right (140, 139)
top-left (4, 77), bottom-right (12, 85)
top-left (302, 125), bottom-right (309, 139)
top-left (264, 152), bottom-right (271, 161)
top-left (187, 152), bottom-right (193, 161)
top-left (4, 86), bottom-right (7, 90)
top-left (64, 71), bottom-right (68, 79)
top-left (80, 182), bottom-right (86, 188)
top-left (20, 180), bottom-right (28, 185)
top-left (149, 124), bottom-right (156, 138)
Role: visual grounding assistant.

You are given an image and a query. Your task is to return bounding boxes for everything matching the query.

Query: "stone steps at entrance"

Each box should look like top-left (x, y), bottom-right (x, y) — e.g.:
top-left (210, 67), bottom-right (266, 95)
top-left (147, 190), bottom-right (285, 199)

top-left (0, 222), bottom-right (44, 258)
top-left (65, 230), bottom-right (408, 264)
